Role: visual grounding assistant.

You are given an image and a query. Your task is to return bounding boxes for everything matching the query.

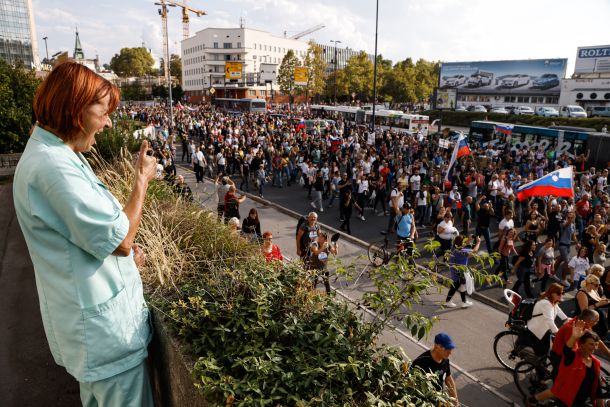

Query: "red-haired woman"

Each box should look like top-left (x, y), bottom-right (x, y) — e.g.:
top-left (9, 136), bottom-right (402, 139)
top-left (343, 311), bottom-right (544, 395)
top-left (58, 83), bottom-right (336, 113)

top-left (13, 61), bottom-right (157, 405)
top-left (261, 231), bottom-right (283, 262)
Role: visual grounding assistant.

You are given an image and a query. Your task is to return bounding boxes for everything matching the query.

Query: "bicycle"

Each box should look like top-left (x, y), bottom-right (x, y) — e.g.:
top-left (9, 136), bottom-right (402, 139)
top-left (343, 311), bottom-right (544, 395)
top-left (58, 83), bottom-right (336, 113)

top-left (367, 231), bottom-right (415, 267)
top-left (493, 289), bottom-right (534, 371)
top-left (513, 348), bottom-right (610, 402)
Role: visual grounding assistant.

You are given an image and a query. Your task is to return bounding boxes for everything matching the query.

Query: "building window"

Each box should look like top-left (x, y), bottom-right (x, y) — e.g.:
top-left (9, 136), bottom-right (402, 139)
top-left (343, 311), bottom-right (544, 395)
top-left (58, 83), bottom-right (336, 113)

top-left (213, 42), bottom-right (218, 49)
top-left (223, 42), bottom-right (232, 49)
top-left (225, 55), bottom-right (231, 61)
top-left (504, 96), bottom-right (516, 103)
top-left (237, 42), bottom-right (241, 48)
top-left (545, 96), bottom-right (559, 104)
top-left (517, 96), bottom-right (529, 103)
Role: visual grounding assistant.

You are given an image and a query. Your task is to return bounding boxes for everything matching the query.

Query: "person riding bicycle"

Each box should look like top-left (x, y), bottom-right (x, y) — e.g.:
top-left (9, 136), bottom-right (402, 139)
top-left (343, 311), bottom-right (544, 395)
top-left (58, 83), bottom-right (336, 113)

top-left (525, 283), bottom-right (569, 357)
top-left (395, 203), bottom-right (416, 243)
top-left (526, 320), bottom-right (605, 407)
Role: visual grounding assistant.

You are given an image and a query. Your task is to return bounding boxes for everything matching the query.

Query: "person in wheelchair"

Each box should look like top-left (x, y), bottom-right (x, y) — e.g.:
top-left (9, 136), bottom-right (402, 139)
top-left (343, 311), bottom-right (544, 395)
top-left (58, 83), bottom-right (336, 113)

top-left (526, 283), bottom-right (569, 357)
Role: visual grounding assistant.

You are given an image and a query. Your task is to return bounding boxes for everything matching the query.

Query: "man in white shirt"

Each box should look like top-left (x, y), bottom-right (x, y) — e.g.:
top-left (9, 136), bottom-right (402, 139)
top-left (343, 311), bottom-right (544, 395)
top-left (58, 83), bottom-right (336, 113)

top-left (387, 183), bottom-right (405, 233)
top-left (498, 210), bottom-right (515, 241)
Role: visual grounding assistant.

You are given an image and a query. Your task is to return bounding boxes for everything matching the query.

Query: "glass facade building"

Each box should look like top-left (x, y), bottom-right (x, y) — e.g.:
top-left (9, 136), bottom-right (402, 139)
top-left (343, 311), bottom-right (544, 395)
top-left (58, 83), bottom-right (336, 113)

top-left (0, 0), bottom-right (39, 67)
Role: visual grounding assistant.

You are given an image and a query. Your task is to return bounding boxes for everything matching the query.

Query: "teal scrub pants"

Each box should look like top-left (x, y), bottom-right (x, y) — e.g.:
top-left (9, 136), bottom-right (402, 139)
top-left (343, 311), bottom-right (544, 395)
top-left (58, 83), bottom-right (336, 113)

top-left (79, 361), bottom-right (153, 407)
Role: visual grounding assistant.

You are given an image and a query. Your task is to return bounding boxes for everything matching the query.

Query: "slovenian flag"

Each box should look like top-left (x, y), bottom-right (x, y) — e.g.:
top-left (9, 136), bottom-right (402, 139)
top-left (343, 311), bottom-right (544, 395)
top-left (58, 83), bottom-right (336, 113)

top-left (516, 167), bottom-right (574, 201)
top-left (495, 124), bottom-right (513, 135)
top-left (297, 118), bottom-right (306, 131)
top-left (444, 132), bottom-right (471, 181)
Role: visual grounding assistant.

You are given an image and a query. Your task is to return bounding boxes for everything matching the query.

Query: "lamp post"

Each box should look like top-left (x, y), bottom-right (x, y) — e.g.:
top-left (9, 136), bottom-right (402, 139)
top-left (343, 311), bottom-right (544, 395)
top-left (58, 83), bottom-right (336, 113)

top-left (42, 36), bottom-right (49, 62)
top-left (370, 0), bottom-right (379, 132)
top-left (155, 0), bottom-right (175, 130)
top-left (330, 40), bottom-right (341, 104)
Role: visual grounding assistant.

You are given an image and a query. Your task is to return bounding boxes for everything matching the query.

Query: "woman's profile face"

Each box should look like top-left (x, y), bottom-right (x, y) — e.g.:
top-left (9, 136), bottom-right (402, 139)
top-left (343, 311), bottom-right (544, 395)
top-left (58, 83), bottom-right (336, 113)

top-left (73, 93), bottom-right (112, 152)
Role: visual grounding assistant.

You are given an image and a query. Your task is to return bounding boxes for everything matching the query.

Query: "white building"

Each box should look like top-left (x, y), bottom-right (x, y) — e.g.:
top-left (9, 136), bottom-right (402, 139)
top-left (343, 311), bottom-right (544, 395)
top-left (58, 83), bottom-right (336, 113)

top-left (181, 27), bottom-right (310, 102)
top-left (558, 45), bottom-right (610, 112)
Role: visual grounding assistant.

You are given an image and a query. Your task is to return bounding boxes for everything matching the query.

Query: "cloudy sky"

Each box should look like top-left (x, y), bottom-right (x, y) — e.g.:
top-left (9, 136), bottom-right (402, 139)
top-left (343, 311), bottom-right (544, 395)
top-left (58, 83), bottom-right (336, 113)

top-left (33, 0), bottom-right (610, 74)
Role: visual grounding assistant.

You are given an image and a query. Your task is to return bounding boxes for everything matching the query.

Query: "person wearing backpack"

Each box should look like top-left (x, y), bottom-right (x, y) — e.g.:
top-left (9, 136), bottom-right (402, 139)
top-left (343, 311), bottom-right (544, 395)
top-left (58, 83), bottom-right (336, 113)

top-left (296, 212), bottom-right (321, 267)
top-left (525, 283), bottom-right (569, 357)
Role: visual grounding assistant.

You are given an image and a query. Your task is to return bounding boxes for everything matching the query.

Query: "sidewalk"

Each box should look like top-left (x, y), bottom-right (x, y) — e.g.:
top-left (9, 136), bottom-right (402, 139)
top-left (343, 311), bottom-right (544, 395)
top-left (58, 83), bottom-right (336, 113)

top-left (0, 184), bottom-right (81, 407)
top-left (180, 166), bottom-right (518, 406)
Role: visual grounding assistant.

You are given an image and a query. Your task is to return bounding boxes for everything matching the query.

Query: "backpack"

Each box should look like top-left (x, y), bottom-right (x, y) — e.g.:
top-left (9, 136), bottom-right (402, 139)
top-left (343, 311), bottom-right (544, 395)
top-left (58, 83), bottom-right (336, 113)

top-left (510, 298), bottom-right (542, 322)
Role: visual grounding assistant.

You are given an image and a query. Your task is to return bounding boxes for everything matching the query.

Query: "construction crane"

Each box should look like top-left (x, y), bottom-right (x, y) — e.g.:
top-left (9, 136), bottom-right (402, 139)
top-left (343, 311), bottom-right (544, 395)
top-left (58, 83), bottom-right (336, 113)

top-left (176, 0), bottom-right (206, 40)
top-left (283, 24), bottom-right (325, 40)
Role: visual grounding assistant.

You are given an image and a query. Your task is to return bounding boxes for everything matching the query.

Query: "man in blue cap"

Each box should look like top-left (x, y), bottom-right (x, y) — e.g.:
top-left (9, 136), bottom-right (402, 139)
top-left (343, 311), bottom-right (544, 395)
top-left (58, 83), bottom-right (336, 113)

top-left (411, 332), bottom-right (459, 405)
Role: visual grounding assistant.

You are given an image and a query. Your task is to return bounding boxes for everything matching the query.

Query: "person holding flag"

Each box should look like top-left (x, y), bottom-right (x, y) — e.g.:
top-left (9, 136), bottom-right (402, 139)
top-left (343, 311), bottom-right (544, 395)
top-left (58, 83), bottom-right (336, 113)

top-left (516, 167), bottom-right (575, 202)
top-left (445, 132), bottom-right (472, 182)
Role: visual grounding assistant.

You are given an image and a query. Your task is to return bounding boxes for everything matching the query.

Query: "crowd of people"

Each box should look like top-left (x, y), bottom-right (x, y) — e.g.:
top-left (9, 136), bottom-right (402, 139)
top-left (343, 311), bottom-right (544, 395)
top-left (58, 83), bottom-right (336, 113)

top-left (119, 100), bottom-right (610, 406)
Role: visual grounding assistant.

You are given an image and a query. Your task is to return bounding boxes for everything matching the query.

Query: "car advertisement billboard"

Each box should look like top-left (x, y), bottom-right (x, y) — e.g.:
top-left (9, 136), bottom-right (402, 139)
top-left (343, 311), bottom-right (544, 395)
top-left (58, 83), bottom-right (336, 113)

top-left (439, 59), bottom-right (567, 95)
top-left (575, 45), bottom-right (610, 74)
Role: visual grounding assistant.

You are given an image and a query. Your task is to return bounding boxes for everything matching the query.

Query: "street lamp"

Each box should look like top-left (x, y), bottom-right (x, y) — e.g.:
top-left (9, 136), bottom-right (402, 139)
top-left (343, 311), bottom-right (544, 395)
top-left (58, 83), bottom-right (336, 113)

top-left (370, 0), bottom-right (379, 132)
top-left (42, 36), bottom-right (49, 62)
top-left (330, 40), bottom-right (341, 104)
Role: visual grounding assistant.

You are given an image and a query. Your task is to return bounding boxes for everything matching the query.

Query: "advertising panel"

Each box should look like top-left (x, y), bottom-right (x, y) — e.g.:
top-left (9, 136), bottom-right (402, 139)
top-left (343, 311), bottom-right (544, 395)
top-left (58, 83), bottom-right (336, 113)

top-left (439, 59), bottom-right (567, 95)
top-left (575, 45), bottom-right (610, 74)
top-left (259, 63), bottom-right (277, 83)
top-left (225, 62), bottom-right (243, 80)
top-left (436, 88), bottom-right (457, 109)
top-left (293, 67), bottom-right (309, 86)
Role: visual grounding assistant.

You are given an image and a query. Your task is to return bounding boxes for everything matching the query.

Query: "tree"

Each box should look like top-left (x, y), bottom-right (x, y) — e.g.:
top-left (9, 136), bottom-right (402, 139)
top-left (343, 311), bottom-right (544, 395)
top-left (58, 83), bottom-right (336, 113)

top-left (303, 41), bottom-right (327, 100)
top-left (109, 47), bottom-right (155, 77)
top-left (160, 54), bottom-right (182, 83)
top-left (120, 82), bottom-right (148, 101)
top-left (277, 50), bottom-right (300, 97)
top-left (0, 60), bottom-right (40, 153)
top-left (341, 51), bottom-right (374, 100)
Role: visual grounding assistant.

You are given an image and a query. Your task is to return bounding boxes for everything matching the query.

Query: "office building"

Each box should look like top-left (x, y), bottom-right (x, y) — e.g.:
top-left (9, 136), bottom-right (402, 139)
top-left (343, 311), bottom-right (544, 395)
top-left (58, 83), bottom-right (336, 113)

top-left (0, 0), bottom-right (39, 67)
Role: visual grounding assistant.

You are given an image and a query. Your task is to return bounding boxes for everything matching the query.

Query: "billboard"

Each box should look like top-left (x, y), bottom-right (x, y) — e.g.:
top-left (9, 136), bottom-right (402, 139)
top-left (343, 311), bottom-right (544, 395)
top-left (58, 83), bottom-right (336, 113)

top-left (293, 67), bottom-right (309, 86)
top-left (575, 45), bottom-right (610, 74)
top-left (436, 88), bottom-right (457, 109)
top-left (225, 62), bottom-right (243, 80)
top-left (259, 63), bottom-right (277, 83)
top-left (439, 59), bottom-right (567, 95)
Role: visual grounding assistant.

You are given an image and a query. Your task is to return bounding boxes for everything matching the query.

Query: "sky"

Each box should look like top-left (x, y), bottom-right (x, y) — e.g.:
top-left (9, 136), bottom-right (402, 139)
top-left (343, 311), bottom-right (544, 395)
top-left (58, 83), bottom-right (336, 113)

top-left (33, 0), bottom-right (610, 75)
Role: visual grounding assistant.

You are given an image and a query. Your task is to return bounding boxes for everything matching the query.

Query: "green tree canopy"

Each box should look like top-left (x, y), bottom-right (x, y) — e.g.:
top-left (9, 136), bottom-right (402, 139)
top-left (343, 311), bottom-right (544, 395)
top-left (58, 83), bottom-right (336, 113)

top-left (277, 49), bottom-right (300, 95)
top-left (109, 47), bottom-right (155, 77)
top-left (0, 60), bottom-right (40, 153)
top-left (160, 54), bottom-right (182, 83)
top-left (303, 41), bottom-right (327, 98)
top-left (341, 51), bottom-right (374, 100)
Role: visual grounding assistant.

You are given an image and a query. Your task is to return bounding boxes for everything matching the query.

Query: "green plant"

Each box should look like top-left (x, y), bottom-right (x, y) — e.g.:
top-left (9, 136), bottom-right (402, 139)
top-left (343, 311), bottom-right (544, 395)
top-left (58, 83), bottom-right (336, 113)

top-left (93, 128), bottom-right (496, 406)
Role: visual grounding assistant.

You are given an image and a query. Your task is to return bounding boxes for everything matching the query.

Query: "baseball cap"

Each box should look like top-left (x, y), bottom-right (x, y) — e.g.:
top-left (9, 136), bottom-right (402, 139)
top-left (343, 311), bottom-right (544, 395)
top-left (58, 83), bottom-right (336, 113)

top-left (434, 332), bottom-right (456, 350)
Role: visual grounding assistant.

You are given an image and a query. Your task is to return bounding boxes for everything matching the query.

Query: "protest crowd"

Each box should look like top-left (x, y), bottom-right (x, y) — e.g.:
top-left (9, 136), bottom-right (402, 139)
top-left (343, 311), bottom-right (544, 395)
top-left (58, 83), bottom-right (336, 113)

top-left (120, 100), bottom-right (610, 407)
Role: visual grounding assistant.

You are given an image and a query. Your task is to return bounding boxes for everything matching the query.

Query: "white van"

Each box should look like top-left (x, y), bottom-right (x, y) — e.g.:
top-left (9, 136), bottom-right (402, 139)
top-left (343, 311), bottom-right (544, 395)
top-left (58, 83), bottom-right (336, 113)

top-left (560, 105), bottom-right (587, 118)
top-left (589, 106), bottom-right (610, 118)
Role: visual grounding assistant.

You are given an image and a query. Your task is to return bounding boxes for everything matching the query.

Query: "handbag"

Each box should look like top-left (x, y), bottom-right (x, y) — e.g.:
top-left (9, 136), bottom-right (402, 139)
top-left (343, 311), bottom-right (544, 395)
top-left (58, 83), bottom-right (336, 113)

top-left (465, 272), bottom-right (475, 295)
top-left (369, 190), bottom-right (377, 203)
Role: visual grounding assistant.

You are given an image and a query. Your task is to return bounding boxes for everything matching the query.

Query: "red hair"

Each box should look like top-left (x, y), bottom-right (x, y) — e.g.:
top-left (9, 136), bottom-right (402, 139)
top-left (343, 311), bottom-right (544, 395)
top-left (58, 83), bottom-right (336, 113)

top-left (33, 60), bottom-right (120, 142)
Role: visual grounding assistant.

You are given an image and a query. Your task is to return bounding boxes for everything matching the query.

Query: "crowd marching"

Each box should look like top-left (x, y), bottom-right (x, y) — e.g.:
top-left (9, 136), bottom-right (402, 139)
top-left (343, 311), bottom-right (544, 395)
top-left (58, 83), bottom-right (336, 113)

top-left (119, 101), bottom-right (610, 406)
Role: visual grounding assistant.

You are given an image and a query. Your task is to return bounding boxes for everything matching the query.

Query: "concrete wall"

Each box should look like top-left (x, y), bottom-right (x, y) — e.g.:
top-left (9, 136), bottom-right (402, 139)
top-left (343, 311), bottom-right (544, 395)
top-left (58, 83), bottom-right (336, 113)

top-left (149, 310), bottom-right (208, 407)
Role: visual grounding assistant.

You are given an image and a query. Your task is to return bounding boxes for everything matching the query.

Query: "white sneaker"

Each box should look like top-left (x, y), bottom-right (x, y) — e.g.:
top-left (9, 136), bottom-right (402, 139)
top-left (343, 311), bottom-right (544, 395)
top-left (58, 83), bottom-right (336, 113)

top-left (444, 301), bottom-right (457, 308)
top-left (360, 215), bottom-right (366, 221)
top-left (310, 202), bottom-right (316, 209)
top-left (461, 300), bottom-right (473, 308)
top-left (320, 208), bottom-right (324, 213)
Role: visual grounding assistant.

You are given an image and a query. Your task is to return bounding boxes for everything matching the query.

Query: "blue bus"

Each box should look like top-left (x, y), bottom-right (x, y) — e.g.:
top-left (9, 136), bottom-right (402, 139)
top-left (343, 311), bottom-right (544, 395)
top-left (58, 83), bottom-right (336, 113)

top-left (467, 121), bottom-right (610, 168)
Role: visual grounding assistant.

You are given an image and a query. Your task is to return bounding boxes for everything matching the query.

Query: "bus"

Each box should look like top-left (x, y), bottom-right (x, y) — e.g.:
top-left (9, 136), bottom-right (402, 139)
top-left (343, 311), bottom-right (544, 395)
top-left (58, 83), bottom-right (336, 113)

top-left (468, 120), bottom-right (610, 168)
top-left (310, 104), bottom-right (429, 134)
top-left (213, 98), bottom-right (267, 114)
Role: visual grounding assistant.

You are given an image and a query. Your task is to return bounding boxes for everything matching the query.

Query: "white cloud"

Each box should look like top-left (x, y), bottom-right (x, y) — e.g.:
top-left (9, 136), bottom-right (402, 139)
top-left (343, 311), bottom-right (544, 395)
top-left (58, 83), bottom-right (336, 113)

top-left (32, 0), bottom-right (610, 76)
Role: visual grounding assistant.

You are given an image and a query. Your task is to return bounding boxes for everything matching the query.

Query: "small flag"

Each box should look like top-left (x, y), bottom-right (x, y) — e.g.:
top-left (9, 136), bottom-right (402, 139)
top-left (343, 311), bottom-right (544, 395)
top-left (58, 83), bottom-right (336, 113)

top-left (495, 124), bottom-right (513, 135)
top-left (516, 167), bottom-right (574, 201)
top-left (297, 118), bottom-right (306, 131)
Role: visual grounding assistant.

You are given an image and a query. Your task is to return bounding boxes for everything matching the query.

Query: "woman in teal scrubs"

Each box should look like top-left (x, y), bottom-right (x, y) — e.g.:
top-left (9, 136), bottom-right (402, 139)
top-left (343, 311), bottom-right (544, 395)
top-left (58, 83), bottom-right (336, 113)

top-left (13, 61), bottom-right (157, 406)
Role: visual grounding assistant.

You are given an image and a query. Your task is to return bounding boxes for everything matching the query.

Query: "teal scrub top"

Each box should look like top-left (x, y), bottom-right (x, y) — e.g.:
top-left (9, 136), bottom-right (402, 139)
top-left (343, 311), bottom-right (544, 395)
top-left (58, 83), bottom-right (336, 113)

top-left (13, 126), bottom-right (152, 383)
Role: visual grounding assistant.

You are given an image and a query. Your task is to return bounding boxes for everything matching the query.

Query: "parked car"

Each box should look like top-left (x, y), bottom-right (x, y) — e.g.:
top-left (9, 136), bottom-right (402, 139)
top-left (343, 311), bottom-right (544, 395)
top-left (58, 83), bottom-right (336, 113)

top-left (490, 107), bottom-right (509, 114)
top-left (454, 106), bottom-right (467, 112)
top-left (514, 106), bottom-right (535, 115)
top-left (532, 73), bottom-right (560, 89)
top-left (467, 71), bottom-right (494, 87)
top-left (589, 106), bottom-right (610, 118)
top-left (536, 107), bottom-right (559, 117)
top-left (501, 74), bottom-right (530, 88)
top-left (560, 105), bottom-right (587, 118)
top-left (504, 106), bottom-right (517, 114)
top-left (443, 75), bottom-right (467, 88)
top-left (473, 105), bottom-right (488, 113)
